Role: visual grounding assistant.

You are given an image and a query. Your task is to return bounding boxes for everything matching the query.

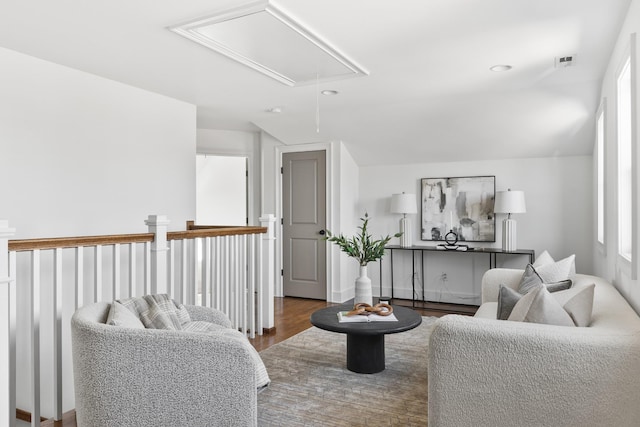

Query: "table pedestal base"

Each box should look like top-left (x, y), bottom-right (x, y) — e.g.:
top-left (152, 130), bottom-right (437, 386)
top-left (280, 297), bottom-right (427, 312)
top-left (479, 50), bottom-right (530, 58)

top-left (346, 334), bottom-right (385, 374)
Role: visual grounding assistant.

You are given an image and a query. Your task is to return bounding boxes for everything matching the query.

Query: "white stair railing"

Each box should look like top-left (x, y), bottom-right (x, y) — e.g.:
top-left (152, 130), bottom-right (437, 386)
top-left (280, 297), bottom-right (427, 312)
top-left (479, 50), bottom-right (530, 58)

top-left (1, 215), bottom-right (274, 426)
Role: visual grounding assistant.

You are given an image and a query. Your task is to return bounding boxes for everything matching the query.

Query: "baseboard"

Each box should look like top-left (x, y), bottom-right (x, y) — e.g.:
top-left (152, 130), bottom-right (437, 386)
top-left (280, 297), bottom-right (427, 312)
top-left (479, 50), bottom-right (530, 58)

top-left (263, 326), bottom-right (276, 335)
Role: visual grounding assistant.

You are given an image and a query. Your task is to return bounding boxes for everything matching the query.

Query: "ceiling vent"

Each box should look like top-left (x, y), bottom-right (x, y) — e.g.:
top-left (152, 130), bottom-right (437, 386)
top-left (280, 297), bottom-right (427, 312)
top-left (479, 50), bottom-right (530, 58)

top-left (169, 0), bottom-right (368, 86)
top-left (555, 55), bottom-right (576, 68)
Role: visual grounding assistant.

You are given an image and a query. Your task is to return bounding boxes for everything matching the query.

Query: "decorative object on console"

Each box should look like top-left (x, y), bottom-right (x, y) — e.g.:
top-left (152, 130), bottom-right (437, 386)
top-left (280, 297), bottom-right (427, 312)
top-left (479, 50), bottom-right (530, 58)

top-left (390, 192), bottom-right (417, 247)
top-left (436, 228), bottom-right (469, 251)
top-left (494, 188), bottom-right (526, 252)
top-left (421, 176), bottom-right (496, 242)
top-left (325, 213), bottom-right (401, 305)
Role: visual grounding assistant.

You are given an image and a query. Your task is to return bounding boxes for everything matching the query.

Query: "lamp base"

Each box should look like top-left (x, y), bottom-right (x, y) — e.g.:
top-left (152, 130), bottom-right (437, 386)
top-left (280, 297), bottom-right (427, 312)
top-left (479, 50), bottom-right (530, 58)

top-left (399, 217), bottom-right (412, 248)
top-left (502, 218), bottom-right (517, 252)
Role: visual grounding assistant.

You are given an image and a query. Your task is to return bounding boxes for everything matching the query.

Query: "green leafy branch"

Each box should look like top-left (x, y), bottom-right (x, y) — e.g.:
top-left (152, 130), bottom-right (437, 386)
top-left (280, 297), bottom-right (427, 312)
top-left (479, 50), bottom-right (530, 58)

top-left (325, 213), bottom-right (402, 266)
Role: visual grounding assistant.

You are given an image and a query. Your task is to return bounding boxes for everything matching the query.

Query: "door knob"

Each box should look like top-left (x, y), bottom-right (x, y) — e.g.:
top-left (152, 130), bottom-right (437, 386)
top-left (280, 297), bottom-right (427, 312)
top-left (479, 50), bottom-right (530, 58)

top-left (318, 230), bottom-right (326, 235)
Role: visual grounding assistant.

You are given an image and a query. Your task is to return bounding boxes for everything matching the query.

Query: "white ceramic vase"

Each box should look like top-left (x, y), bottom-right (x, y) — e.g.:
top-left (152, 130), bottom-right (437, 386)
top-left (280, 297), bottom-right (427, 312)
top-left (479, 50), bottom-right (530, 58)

top-left (354, 264), bottom-right (373, 306)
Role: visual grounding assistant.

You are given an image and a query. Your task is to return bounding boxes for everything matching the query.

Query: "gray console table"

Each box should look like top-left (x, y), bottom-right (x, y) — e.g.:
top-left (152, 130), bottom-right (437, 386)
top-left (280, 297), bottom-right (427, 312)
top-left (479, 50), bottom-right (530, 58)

top-left (379, 246), bottom-right (535, 306)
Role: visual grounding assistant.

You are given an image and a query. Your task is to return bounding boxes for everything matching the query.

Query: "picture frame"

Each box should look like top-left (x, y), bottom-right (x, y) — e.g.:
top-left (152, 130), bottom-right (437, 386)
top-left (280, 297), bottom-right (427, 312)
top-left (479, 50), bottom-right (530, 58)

top-left (421, 176), bottom-right (496, 242)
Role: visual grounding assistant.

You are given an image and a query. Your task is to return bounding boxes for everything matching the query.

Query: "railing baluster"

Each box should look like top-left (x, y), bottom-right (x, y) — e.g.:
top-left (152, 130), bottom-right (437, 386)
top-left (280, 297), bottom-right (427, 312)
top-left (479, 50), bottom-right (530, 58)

top-left (94, 245), bottom-right (102, 303)
top-left (232, 235), bottom-right (239, 330)
top-left (53, 248), bottom-right (63, 421)
top-left (241, 235), bottom-right (248, 336)
top-left (113, 244), bottom-right (121, 300)
top-left (203, 237), bottom-right (211, 308)
top-left (256, 232), bottom-right (264, 335)
top-left (75, 247), bottom-right (83, 310)
top-left (30, 250), bottom-right (41, 427)
top-left (144, 242), bottom-right (151, 296)
top-left (129, 243), bottom-right (136, 298)
top-left (168, 240), bottom-right (175, 299)
top-left (191, 239), bottom-right (198, 305)
top-left (214, 237), bottom-right (221, 311)
top-left (248, 235), bottom-right (256, 339)
top-left (223, 236), bottom-right (230, 317)
top-left (181, 240), bottom-right (188, 304)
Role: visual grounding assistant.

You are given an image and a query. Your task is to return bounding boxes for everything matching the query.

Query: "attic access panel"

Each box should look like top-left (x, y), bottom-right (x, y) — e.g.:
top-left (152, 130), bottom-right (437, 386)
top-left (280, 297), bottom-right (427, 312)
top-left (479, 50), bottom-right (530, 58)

top-left (169, 1), bottom-right (368, 86)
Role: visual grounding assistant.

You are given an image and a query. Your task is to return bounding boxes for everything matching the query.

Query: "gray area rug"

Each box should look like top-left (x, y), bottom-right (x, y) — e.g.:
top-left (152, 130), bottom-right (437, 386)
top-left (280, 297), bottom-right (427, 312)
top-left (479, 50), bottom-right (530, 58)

top-left (258, 316), bottom-right (437, 426)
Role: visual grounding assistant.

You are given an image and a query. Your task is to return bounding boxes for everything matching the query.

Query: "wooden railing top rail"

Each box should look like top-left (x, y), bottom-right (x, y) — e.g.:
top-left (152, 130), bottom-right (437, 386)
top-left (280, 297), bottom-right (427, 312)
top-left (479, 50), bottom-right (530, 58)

top-left (8, 233), bottom-right (155, 252)
top-left (7, 225), bottom-right (267, 252)
top-left (168, 226), bottom-right (267, 241)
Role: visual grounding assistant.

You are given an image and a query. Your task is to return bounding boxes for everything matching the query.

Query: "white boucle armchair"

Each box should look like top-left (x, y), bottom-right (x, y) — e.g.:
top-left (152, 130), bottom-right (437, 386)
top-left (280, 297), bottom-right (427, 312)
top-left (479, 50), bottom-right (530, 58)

top-left (427, 270), bottom-right (640, 427)
top-left (71, 302), bottom-right (258, 427)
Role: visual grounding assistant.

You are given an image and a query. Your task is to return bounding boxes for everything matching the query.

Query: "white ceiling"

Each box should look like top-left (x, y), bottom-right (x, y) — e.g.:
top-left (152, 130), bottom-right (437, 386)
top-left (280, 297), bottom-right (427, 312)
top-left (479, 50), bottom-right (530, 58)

top-left (0, 0), bottom-right (631, 165)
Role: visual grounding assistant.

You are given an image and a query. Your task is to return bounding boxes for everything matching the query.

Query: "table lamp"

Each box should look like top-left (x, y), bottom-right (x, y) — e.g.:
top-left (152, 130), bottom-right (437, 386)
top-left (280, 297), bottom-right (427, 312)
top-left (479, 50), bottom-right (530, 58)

top-left (391, 193), bottom-right (417, 248)
top-left (494, 189), bottom-right (526, 252)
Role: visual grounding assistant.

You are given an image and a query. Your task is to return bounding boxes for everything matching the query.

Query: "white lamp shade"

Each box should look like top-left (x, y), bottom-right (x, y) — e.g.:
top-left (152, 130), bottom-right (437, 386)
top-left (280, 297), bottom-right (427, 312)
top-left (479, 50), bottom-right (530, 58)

top-left (494, 190), bottom-right (526, 214)
top-left (390, 193), bottom-right (417, 214)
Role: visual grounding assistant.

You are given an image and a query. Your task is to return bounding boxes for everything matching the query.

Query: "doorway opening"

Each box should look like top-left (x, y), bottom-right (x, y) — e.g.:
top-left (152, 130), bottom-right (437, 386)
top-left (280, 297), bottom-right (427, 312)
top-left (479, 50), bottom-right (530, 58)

top-left (196, 154), bottom-right (248, 226)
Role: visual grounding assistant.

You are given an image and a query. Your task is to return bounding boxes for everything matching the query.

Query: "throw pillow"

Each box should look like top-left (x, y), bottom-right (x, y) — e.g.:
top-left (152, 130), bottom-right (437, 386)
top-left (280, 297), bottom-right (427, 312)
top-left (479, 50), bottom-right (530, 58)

top-left (517, 264), bottom-right (543, 294)
top-left (532, 250), bottom-right (555, 268)
top-left (552, 283), bottom-right (595, 327)
top-left (497, 285), bottom-right (523, 320)
top-left (517, 264), bottom-right (572, 295)
top-left (508, 284), bottom-right (575, 327)
top-left (118, 294), bottom-right (183, 330)
top-left (106, 301), bottom-right (145, 329)
top-left (532, 251), bottom-right (576, 282)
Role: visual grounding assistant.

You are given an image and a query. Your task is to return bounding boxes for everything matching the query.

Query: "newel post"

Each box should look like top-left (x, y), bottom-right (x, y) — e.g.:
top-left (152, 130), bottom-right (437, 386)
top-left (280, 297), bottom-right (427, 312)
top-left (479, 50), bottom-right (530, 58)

top-left (146, 215), bottom-right (170, 295)
top-left (0, 220), bottom-right (16, 427)
top-left (259, 214), bottom-right (276, 330)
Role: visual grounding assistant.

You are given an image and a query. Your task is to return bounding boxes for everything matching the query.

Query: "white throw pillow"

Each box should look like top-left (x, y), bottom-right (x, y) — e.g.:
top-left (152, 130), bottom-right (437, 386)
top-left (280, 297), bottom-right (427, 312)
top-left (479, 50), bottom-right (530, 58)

top-left (534, 253), bottom-right (576, 282)
top-left (508, 284), bottom-right (575, 327)
top-left (552, 283), bottom-right (595, 327)
top-left (532, 250), bottom-right (555, 268)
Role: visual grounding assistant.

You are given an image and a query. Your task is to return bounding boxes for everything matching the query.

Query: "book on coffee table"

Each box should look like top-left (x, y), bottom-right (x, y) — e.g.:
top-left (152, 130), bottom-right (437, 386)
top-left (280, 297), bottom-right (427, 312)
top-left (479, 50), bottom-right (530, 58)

top-left (337, 311), bottom-right (398, 322)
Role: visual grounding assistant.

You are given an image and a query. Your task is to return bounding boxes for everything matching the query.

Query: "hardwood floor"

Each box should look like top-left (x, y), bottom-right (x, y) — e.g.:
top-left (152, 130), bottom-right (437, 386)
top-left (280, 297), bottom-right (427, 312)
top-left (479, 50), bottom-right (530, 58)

top-left (30, 297), bottom-right (477, 426)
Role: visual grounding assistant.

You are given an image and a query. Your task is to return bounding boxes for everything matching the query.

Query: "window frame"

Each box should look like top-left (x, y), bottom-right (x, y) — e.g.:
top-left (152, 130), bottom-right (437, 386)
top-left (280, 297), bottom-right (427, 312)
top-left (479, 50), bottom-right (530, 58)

top-left (615, 33), bottom-right (638, 280)
top-left (596, 98), bottom-right (606, 250)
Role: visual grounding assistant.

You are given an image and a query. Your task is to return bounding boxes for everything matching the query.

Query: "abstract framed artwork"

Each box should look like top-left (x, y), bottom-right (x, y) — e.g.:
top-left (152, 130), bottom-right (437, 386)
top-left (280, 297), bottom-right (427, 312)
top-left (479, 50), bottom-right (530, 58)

top-left (421, 176), bottom-right (496, 242)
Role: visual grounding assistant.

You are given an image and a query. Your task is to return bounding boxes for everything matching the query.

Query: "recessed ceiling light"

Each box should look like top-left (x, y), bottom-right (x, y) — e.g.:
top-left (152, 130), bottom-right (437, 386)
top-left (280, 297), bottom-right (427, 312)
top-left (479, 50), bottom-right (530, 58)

top-left (266, 106), bottom-right (282, 113)
top-left (490, 65), bottom-right (513, 72)
top-left (321, 90), bottom-right (339, 96)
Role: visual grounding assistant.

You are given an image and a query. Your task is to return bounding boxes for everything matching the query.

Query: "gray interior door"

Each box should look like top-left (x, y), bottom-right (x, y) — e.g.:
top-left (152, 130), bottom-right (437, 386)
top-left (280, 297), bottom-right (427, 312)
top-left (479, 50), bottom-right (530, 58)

top-left (282, 150), bottom-right (327, 299)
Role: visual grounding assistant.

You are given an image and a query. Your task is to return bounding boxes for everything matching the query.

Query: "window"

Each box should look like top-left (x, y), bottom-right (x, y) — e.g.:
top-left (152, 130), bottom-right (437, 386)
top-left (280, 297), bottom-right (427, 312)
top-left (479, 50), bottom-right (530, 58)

top-left (596, 101), bottom-right (605, 245)
top-left (617, 55), bottom-right (632, 262)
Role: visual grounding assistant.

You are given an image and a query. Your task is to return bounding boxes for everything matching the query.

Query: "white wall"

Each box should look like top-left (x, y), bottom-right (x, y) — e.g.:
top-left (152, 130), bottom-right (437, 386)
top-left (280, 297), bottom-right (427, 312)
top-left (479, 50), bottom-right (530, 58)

top-left (360, 156), bottom-right (593, 304)
top-left (595, 0), bottom-right (640, 312)
top-left (0, 46), bottom-right (196, 415)
top-left (0, 47), bottom-right (195, 238)
top-left (197, 129), bottom-right (260, 224)
top-left (335, 143), bottom-right (360, 302)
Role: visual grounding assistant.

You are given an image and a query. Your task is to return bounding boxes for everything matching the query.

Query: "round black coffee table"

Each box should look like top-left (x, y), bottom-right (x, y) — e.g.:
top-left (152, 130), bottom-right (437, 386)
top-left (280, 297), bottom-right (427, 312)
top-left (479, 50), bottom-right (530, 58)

top-left (310, 305), bottom-right (422, 374)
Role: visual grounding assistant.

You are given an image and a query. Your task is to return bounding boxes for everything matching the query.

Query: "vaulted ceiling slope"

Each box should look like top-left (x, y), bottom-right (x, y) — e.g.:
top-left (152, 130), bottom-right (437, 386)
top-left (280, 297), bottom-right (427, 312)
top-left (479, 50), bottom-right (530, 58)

top-left (0, 0), bottom-right (631, 165)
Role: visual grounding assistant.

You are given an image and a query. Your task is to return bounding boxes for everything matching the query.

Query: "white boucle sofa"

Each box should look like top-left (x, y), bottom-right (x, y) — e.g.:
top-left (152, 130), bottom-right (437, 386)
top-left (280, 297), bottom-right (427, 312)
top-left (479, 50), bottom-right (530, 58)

top-left (428, 269), bottom-right (640, 427)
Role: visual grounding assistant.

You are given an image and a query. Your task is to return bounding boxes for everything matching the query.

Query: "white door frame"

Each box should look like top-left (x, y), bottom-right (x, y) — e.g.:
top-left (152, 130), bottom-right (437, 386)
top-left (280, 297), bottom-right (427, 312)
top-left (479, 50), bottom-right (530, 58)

top-left (275, 142), bottom-right (334, 300)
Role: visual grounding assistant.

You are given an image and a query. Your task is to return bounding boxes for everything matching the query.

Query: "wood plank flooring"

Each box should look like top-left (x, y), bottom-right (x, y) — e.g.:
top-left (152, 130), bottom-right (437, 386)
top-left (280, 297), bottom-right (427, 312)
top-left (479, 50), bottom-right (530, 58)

top-left (30, 297), bottom-right (477, 427)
